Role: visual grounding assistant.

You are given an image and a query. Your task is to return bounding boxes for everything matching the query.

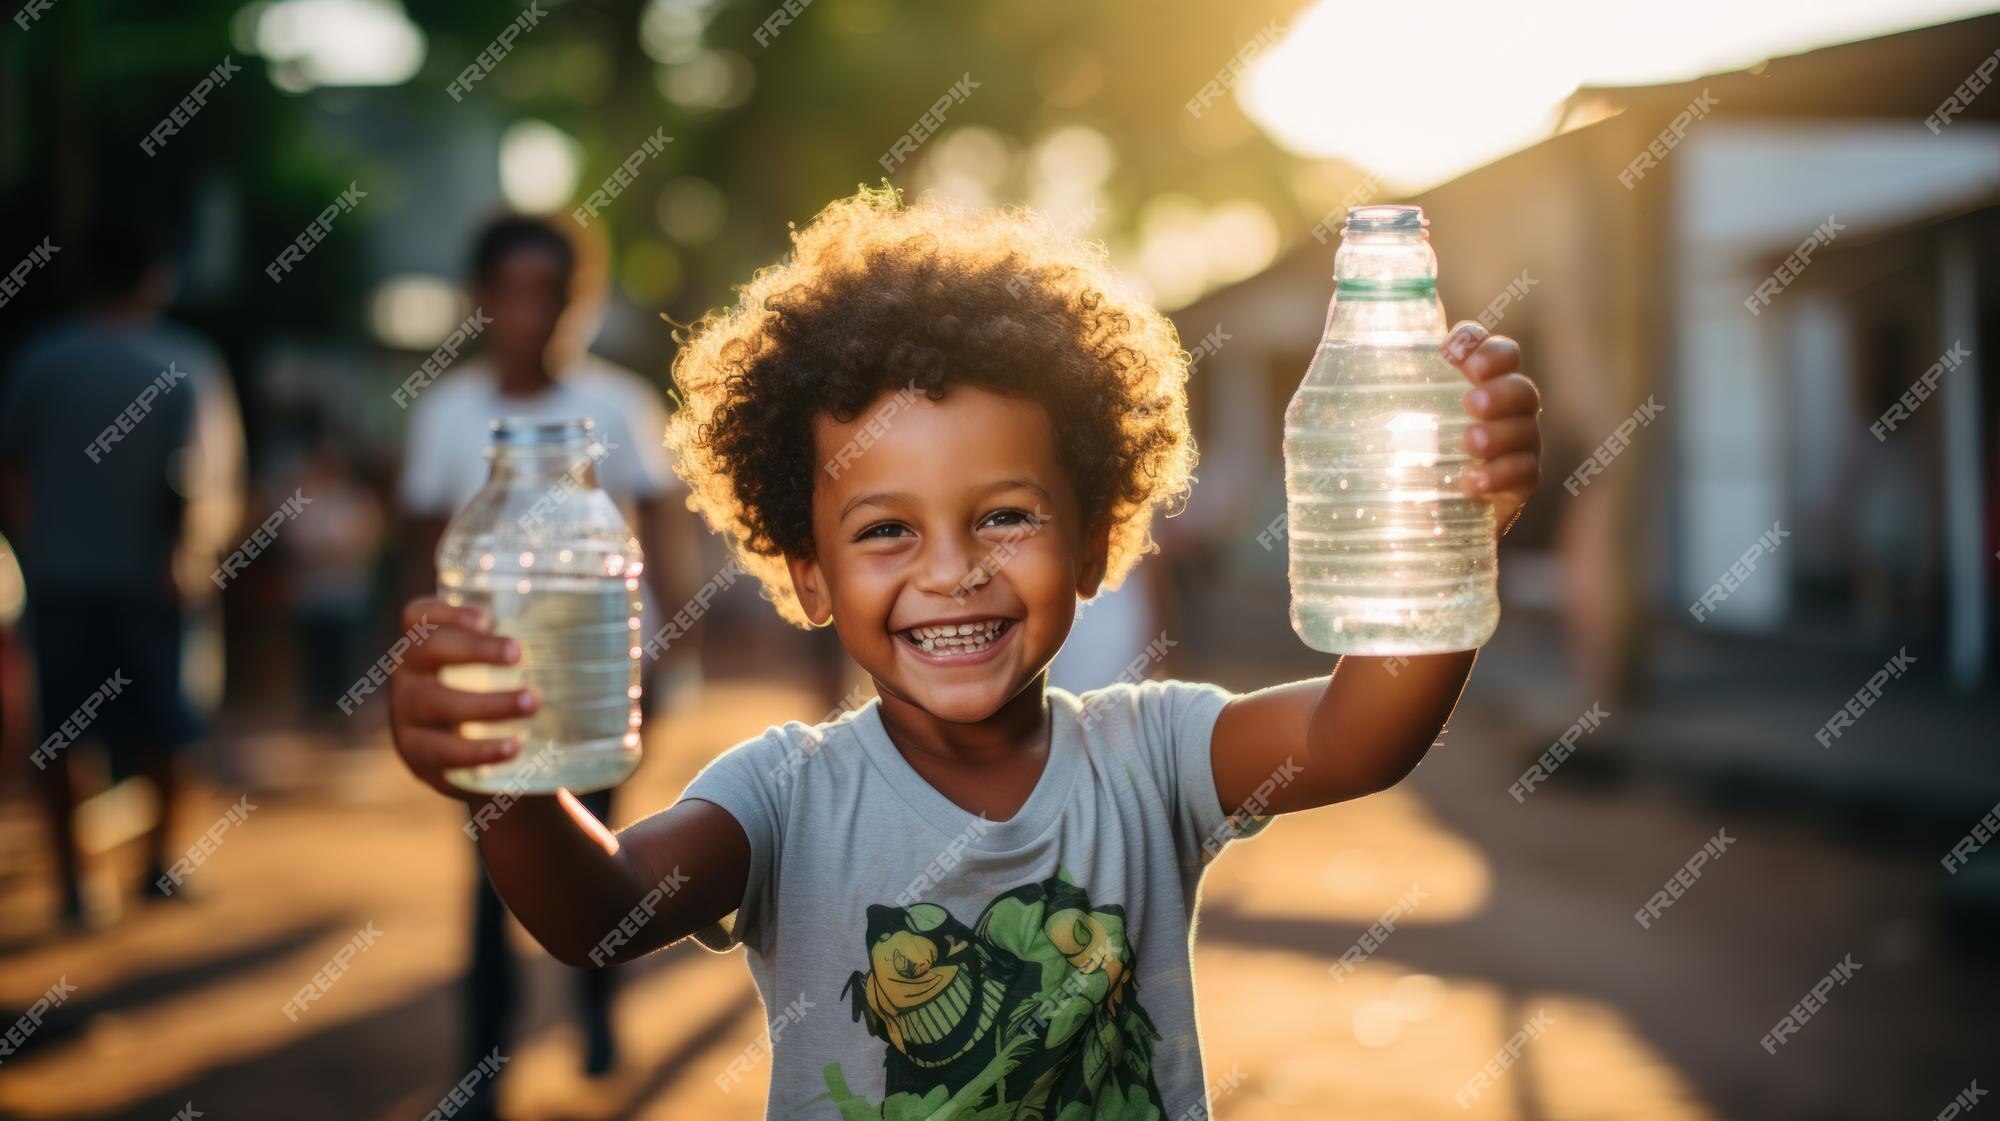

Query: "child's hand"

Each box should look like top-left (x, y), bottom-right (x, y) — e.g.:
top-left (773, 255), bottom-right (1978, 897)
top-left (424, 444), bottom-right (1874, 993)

top-left (1443, 322), bottom-right (1541, 537)
top-left (387, 598), bottom-right (539, 799)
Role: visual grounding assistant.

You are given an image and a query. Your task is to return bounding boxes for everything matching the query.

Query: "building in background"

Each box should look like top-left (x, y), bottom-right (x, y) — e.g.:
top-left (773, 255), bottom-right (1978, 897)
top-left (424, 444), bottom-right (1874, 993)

top-left (1174, 11), bottom-right (2000, 697)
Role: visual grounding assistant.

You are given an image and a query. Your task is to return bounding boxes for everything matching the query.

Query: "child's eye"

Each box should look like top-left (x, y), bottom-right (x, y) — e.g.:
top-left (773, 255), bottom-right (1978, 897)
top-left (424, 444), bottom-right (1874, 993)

top-left (854, 521), bottom-right (910, 542)
top-left (981, 508), bottom-right (1040, 530)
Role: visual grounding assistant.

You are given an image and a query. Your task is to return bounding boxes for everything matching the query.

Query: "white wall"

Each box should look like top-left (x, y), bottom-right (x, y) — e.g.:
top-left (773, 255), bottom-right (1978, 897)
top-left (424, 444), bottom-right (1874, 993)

top-left (1670, 120), bottom-right (2000, 630)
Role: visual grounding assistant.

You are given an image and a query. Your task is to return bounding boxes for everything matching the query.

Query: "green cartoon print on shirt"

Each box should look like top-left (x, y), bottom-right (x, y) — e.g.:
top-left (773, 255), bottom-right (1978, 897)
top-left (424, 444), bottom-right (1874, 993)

top-left (818, 870), bottom-right (1167, 1121)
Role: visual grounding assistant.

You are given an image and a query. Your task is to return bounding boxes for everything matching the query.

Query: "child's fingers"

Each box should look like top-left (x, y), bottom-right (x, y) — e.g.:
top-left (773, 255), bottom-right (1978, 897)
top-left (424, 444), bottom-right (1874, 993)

top-left (1443, 322), bottom-right (1521, 383)
top-left (1442, 321), bottom-right (1490, 365)
top-left (1460, 451), bottom-right (1541, 496)
top-left (1456, 334), bottom-right (1521, 384)
top-left (395, 676), bottom-right (540, 729)
top-left (1464, 373), bottom-right (1541, 420)
top-left (1463, 416), bottom-right (1541, 460)
top-left (404, 597), bottom-right (491, 636)
top-left (405, 626), bottom-right (522, 674)
top-left (400, 727), bottom-right (522, 773)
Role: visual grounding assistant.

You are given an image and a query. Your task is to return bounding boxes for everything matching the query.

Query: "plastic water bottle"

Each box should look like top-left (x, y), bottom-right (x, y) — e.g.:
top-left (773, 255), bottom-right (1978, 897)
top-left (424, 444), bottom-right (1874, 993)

top-left (437, 418), bottom-right (644, 794)
top-left (1283, 205), bottom-right (1498, 654)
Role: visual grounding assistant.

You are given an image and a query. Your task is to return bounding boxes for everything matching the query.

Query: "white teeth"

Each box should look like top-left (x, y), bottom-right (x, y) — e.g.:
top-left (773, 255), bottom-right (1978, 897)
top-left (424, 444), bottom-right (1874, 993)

top-left (910, 620), bottom-right (1002, 641)
top-left (907, 619), bottom-right (1006, 654)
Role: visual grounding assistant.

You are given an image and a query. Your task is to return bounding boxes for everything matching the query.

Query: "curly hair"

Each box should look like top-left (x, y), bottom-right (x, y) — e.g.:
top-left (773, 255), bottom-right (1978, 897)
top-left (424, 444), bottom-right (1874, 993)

top-left (666, 184), bottom-right (1197, 628)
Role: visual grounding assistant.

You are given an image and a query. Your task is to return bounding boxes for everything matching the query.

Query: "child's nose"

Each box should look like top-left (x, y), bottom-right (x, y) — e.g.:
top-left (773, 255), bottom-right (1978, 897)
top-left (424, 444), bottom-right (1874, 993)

top-left (911, 531), bottom-right (982, 598)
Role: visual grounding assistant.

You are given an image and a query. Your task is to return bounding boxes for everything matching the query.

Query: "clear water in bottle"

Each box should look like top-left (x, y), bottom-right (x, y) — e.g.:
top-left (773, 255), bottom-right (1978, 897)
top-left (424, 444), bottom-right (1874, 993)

top-left (437, 418), bottom-right (644, 794)
top-left (1284, 206), bottom-right (1498, 654)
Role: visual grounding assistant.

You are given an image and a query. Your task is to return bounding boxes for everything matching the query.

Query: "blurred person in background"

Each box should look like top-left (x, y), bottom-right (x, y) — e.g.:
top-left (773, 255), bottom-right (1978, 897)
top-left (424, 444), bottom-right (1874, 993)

top-left (0, 210), bottom-right (220, 927)
top-left (284, 413), bottom-right (386, 740)
top-left (397, 214), bottom-right (692, 1108)
top-left (172, 307), bottom-right (248, 742)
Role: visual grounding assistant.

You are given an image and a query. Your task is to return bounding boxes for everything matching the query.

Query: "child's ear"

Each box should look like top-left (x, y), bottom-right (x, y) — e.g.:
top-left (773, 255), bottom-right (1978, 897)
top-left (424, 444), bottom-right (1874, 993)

top-left (1075, 517), bottom-right (1112, 600)
top-left (785, 553), bottom-right (836, 627)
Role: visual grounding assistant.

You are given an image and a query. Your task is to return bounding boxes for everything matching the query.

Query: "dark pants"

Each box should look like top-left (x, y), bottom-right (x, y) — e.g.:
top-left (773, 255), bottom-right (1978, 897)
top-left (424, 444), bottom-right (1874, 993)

top-left (27, 589), bottom-right (195, 770)
top-left (465, 787), bottom-right (618, 1110)
top-left (26, 589), bottom-right (195, 909)
top-left (296, 607), bottom-right (369, 719)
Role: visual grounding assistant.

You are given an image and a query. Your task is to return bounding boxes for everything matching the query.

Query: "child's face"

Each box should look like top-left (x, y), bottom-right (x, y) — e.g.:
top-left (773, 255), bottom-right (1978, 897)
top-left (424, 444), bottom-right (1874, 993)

top-left (788, 386), bottom-right (1107, 724)
top-left (474, 247), bottom-right (569, 362)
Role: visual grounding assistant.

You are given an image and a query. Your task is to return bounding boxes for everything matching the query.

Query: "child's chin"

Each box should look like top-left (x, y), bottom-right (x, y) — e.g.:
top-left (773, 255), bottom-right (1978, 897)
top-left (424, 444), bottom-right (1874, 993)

top-left (903, 681), bottom-right (1014, 724)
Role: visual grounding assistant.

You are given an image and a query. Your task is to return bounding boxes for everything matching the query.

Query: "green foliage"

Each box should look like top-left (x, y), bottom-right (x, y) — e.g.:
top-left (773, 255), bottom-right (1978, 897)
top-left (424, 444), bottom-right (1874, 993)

top-left (3, 0), bottom-right (1310, 394)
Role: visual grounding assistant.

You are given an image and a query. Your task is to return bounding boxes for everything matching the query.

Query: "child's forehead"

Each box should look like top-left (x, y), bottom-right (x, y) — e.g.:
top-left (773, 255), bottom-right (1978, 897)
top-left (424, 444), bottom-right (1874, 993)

top-left (815, 383), bottom-right (1051, 446)
top-left (811, 385), bottom-right (1067, 500)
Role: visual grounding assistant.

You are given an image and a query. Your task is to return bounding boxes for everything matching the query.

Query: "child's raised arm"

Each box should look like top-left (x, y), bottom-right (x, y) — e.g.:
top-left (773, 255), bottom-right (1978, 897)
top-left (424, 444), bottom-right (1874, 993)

top-left (388, 599), bottom-right (750, 968)
top-left (1210, 323), bottom-right (1541, 816)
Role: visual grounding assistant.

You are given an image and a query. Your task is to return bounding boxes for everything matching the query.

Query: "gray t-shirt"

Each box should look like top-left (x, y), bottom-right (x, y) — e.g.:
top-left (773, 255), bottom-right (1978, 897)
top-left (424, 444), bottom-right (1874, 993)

top-left (1, 318), bottom-right (209, 596)
top-left (681, 679), bottom-right (1267, 1119)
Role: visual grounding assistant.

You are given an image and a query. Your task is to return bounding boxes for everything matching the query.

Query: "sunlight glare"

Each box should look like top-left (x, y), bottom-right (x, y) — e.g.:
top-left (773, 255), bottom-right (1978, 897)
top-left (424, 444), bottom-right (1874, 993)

top-left (1242, 0), bottom-right (2000, 191)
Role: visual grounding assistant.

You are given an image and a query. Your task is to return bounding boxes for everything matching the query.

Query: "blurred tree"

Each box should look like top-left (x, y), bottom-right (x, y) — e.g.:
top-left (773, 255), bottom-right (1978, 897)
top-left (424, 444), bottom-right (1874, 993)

top-left (3, 0), bottom-right (1336, 380)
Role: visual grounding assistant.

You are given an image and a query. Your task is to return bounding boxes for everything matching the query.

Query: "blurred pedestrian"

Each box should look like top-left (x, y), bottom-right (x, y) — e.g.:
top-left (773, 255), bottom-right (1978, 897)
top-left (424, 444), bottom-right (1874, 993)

top-left (396, 214), bottom-right (692, 1110)
top-left (285, 415), bottom-right (386, 738)
top-left (0, 211), bottom-right (220, 927)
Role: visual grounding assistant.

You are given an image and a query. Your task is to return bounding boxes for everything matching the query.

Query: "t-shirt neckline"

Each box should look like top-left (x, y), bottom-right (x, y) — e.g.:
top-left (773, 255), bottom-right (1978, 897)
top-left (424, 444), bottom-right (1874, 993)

top-left (475, 364), bottom-right (571, 406)
top-left (853, 688), bottom-right (1083, 855)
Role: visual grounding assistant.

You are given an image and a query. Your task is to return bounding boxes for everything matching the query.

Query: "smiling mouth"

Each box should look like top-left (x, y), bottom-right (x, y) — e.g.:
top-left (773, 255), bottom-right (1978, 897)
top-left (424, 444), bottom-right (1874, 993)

top-left (896, 618), bottom-right (1015, 658)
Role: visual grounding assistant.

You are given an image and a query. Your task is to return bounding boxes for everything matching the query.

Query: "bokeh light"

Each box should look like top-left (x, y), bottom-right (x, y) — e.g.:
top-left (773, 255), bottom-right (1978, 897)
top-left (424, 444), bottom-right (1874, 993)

top-left (368, 275), bottom-right (463, 349)
top-left (242, 0), bottom-right (426, 92)
top-left (498, 120), bottom-right (584, 215)
top-left (656, 177), bottom-right (726, 244)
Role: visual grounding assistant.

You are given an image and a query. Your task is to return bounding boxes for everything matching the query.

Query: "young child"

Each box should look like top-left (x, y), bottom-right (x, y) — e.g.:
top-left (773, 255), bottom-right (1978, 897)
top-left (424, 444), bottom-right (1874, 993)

top-left (388, 186), bottom-right (1543, 1118)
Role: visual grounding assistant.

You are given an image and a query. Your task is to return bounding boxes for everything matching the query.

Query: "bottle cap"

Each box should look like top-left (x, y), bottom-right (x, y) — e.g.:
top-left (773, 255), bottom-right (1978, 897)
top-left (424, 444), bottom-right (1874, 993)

top-left (490, 417), bottom-right (595, 446)
top-left (1343, 205), bottom-right (1427, 235)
